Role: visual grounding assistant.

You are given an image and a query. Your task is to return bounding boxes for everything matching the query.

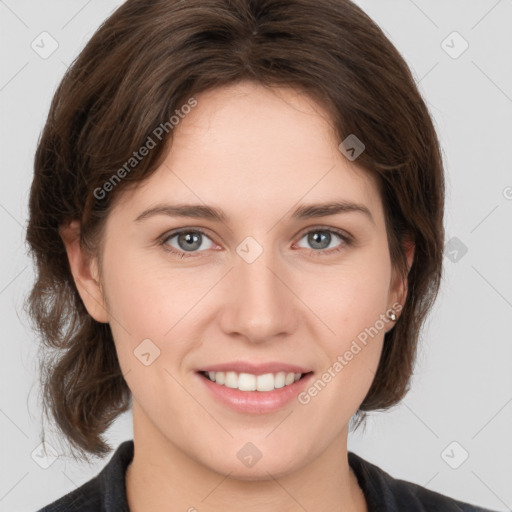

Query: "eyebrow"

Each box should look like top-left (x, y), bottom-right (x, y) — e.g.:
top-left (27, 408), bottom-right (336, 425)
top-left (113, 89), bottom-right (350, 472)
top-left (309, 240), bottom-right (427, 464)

top-left (134, 200), bottom-right (374, 225)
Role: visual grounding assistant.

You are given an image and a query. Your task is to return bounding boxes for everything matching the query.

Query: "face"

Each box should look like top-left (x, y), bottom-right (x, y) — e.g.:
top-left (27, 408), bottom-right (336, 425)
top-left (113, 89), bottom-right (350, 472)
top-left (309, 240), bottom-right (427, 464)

top-left (65, 80), bottom-right (410, 479)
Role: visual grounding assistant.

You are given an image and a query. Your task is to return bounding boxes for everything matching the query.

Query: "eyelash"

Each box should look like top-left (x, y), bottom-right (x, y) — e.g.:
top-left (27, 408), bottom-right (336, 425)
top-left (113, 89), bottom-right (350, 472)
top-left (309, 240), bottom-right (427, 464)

top-left (158, 226), bottom-right (353, 259)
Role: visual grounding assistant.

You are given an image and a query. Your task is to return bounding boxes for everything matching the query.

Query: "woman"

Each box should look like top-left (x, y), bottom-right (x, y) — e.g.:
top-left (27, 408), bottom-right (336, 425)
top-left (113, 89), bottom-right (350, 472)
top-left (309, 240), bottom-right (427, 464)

top-left (26, 0), bottom-right (498, 510)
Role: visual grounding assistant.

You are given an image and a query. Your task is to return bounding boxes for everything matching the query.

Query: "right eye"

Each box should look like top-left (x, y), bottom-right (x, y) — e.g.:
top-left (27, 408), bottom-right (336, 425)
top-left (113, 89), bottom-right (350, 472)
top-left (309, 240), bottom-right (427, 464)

top-left (160, 229), bottom-right (216, 258)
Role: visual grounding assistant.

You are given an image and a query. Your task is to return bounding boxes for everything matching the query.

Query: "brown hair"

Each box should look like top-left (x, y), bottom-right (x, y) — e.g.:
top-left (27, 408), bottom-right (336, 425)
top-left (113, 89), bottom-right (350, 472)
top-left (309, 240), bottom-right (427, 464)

top-left (25, 0), bottom-right (444, 461)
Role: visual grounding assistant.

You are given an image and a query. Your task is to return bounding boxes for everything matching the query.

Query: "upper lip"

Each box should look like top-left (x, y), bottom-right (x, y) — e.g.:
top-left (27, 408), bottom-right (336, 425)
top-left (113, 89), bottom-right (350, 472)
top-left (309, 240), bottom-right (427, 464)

top-left (197, 361), bottom-right (313, 376)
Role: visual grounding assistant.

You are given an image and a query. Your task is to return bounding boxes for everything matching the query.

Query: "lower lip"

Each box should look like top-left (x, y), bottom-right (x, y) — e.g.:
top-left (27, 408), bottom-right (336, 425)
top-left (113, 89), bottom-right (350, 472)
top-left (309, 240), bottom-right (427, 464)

top-left (196, 372), bottom-right (314, 414)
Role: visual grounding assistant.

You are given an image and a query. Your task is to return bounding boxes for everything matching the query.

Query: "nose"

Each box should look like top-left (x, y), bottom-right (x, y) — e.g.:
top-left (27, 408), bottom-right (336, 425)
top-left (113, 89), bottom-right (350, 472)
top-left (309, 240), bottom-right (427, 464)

top-left (218, 242), bottom-right (298, 344)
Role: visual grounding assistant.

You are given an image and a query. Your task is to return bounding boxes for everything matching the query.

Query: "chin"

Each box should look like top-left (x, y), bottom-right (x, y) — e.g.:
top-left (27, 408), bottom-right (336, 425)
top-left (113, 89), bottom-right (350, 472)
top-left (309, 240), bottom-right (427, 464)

top-left (203, 451), bottom-right (305, 481)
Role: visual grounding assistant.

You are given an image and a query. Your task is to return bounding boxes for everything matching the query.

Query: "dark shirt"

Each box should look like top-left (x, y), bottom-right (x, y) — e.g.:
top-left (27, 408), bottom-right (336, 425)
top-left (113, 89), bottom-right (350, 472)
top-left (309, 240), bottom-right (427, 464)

top-left (36, 439), bottom-right (497, 511)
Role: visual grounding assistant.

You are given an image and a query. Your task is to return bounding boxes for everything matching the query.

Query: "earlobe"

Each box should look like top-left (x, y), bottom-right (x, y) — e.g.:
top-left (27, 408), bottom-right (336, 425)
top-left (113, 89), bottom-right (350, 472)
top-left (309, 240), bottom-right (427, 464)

top-left (59, 220), bottom-right (109, 324)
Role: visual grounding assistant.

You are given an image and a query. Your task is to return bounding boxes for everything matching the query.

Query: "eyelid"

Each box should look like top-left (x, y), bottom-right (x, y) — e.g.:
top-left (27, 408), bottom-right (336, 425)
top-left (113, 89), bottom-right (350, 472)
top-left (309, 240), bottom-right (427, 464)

top-left (295, 224), bottom-right (352, 241)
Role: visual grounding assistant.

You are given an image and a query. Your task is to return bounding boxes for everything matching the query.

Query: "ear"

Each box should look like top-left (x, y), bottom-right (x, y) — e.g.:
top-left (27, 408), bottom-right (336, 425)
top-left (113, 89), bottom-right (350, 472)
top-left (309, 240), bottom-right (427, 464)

top-left (389, 235), bottom-right (415, 313)
top-left (59, 220), bottom-right (109, 323)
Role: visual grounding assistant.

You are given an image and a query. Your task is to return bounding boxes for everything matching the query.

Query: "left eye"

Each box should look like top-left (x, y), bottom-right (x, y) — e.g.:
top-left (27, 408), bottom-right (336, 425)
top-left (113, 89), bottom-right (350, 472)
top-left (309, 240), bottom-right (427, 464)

top-left (295, 229), bottom-right (347, 252)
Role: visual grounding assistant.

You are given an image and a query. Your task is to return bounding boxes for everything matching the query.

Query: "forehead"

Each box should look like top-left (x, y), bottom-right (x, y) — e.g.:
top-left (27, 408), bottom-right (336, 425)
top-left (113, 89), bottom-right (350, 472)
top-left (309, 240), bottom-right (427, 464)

top-left (111, 81), bottom-right (383, 227)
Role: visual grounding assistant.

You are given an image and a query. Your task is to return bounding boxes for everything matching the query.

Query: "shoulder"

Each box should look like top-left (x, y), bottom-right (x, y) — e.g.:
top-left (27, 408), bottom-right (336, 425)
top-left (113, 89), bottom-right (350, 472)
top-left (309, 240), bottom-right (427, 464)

top-left (348, 451), bottom-right (498, 512)
top-left (36, 477), bottom-right (101, 512)
top-left (35, 440), bottom-right (134, 512)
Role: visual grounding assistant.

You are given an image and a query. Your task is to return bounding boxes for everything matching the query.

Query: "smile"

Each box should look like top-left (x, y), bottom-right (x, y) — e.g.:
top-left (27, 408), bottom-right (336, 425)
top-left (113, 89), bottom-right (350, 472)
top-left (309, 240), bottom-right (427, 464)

top-left (200, 370), bottom-right (310, 392)
top-left (196, 370), bottom-right (315, 414)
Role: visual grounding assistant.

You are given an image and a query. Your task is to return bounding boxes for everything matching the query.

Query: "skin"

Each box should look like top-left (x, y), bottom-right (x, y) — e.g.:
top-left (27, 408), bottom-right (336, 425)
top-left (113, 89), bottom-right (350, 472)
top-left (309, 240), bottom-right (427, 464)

top-left (61, 80), bottom-right (414, 512)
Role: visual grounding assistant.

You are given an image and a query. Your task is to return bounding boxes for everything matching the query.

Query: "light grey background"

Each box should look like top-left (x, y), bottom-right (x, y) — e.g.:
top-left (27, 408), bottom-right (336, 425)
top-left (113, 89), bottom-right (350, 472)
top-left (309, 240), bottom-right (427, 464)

top-left (1, 1), bottom-right (511, 511)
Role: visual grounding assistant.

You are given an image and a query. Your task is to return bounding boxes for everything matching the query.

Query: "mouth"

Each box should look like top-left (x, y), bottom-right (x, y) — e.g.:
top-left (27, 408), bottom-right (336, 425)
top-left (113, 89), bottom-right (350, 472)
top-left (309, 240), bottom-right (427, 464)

top-left (196, 368), bottom-right (315, 414)
top-left (198, 370), bottom-right (314, 392)
top-left (194, 360), bottom-right (315, 413)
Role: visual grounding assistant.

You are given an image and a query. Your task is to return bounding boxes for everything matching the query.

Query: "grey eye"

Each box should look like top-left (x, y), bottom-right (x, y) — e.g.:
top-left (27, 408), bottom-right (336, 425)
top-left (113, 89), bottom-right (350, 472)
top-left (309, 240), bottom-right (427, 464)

top-left (297, 230), bottom-right (343, 250)
top-left (166, 231), bottom-right (214, 253)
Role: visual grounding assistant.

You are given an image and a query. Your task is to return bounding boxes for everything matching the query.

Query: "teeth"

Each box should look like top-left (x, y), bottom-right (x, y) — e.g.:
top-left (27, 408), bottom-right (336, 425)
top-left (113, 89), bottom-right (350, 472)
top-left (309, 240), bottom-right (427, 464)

top-left (203, 371), bottom-right (303, 391)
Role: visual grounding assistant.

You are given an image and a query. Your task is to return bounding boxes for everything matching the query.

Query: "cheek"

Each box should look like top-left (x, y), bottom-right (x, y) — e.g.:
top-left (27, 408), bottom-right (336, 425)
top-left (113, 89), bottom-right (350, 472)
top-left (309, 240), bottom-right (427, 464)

top-left (102, 253), bottom-right (196, 418)
top-left (293, 261), bottom-right (390, 431)
top-left (100, 248), bottom-right (176, 373)
top-left (304, 252), bottom-right (392, 336)
top-left (102, 246), bottom-right (186, 334)
top-left (102, 247), bottom-right (213, 379)
top-left (298, 248), bottom-right (392, 395)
